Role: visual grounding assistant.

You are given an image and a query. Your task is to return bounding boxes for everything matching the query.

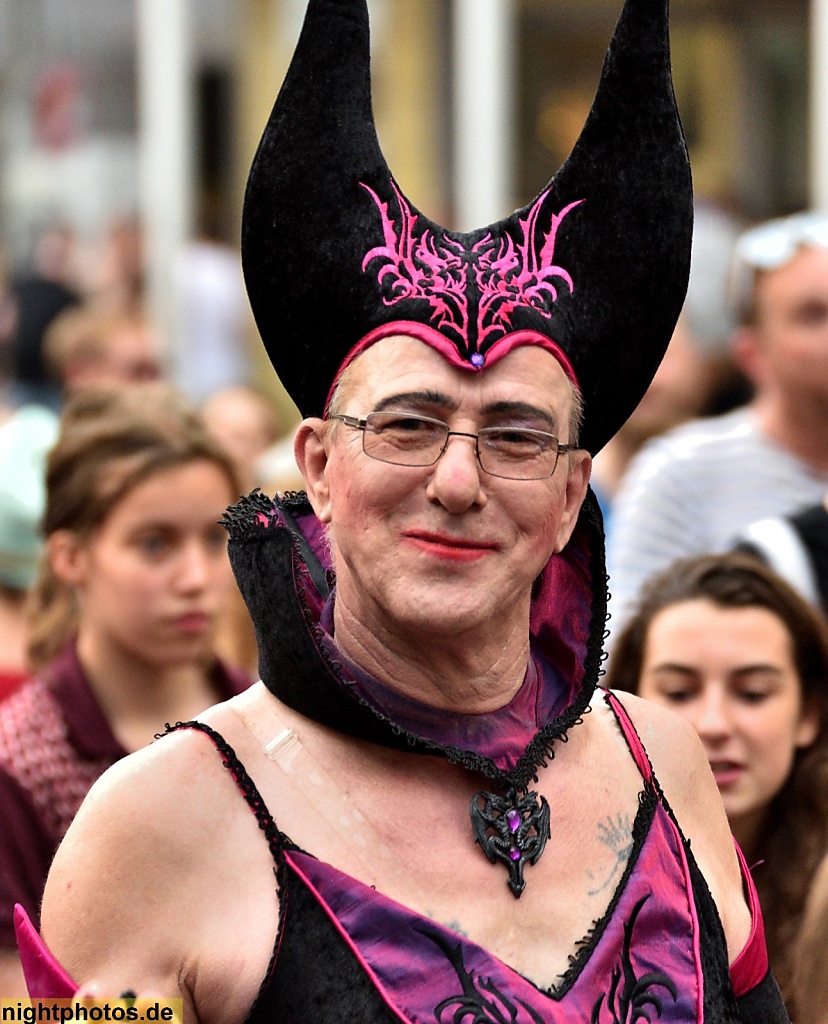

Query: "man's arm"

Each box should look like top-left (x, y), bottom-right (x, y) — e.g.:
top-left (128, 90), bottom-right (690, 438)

top-left (40, 744), bottom-right (200, 1006)
top-left (0, 950), bottom-right (27, 998)
top-left (40, 728), bottom-right (278, 1023)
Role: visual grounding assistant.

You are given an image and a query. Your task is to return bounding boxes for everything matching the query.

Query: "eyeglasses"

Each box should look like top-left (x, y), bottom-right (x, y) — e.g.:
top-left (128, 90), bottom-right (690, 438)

top-left (735, 213), bottom-right (828, 270)
top-left (330, 412), bottom-right (574, 480)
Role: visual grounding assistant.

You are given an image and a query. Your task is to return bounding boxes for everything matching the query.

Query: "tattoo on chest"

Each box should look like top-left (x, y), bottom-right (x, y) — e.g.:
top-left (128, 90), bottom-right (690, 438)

top-left (428, 911), bottom-right (470, 939)
top-left (445, 920), bottom-right (470, 939)
top-left (587, 813), bottom-right (633, 896)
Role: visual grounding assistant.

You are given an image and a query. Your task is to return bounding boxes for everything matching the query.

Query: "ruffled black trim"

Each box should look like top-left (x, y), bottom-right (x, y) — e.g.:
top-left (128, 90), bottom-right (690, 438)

top-left (162, 720), bottom-right (294, 862)
top-left (220, 488), bottom-right (276, 533)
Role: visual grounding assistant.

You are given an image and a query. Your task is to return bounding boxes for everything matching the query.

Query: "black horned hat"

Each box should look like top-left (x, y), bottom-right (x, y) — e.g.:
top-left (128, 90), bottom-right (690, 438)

top-left (242, 0), bottom-right (692, 455)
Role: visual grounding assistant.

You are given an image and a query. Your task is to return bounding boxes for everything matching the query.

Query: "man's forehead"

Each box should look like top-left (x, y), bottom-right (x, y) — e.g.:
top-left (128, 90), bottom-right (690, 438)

top-left (341, 336), bottom-right (573, 415)
top-left (756, 245), bottom-right (828, 302)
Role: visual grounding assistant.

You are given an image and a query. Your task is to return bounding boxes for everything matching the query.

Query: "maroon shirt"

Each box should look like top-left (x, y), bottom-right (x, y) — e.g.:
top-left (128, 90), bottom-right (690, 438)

top-left (0, 669), bottom-right (28, 705)
top-left (0, 642), bottom-right (251, 946)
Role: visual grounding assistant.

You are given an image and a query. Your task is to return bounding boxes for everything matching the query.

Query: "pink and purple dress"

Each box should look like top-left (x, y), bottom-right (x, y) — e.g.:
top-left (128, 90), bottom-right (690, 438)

top-left (175, 491), bottom-right (779, 1023)
top-left (16, 491), bottom-right (785, 1021)
top-left (170, 687), bottom-right (768, 1024)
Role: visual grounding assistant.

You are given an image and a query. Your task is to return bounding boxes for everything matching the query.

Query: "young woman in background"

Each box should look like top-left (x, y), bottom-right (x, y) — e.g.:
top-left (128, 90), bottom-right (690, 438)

top-left (606, 553), bottom-right (828, 1015)
top-left (0, 384), bottom-right (250, 995)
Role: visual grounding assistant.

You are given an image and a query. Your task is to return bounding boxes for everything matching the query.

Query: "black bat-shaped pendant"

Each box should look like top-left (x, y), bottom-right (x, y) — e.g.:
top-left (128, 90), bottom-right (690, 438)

top-left (470, 788), bottom-right (551, 897)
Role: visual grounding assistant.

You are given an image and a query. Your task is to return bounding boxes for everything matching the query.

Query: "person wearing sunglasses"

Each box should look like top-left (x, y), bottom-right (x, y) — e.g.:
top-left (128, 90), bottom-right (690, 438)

top-left (22, 0), bottom-right (787, 1020)
top-left (608, 211), bottom-right (828, 640)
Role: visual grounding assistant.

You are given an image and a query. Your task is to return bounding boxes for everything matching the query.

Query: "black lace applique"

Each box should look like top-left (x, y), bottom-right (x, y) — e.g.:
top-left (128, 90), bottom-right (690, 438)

top-left (427, 931), bottom-right (546, 1024)
top-left (590, 894), bottom-right (677, 1023)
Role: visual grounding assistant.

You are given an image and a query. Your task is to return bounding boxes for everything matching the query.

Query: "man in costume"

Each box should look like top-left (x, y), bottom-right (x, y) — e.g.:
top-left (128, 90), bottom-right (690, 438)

top-left (608, 211), bottom-right (828, 636)
top-left (25, 0), bottom-right (786, 1019)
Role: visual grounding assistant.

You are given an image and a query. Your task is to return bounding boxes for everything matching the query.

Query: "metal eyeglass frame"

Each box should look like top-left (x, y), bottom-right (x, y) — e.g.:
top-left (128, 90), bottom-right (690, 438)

top-left (329, 412), bottom-right (575, 480)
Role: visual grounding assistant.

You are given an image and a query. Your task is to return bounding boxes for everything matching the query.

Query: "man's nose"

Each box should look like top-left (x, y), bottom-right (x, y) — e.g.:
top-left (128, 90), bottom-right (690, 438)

top-left (426, 433), bottom-right (487, 513)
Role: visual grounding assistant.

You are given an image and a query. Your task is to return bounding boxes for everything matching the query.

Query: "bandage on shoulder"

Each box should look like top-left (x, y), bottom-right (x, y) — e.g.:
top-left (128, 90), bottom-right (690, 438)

top-left (233, 700), bottom-right (405, 886)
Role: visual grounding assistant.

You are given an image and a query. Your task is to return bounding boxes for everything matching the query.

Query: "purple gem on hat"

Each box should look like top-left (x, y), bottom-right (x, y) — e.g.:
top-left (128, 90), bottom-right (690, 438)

top-left (470, 353), bottom-right (485, 369)
top-left (506, 810), bottom-right (521, 834)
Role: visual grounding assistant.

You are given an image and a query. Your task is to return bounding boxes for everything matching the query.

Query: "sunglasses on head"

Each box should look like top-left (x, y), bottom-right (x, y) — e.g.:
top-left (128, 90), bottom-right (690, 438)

top-left (735, 213), bottom-right (828, 271)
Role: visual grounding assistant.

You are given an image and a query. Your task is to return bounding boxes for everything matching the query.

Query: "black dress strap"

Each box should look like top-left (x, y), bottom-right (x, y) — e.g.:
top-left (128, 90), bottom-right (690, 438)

top-left (163, 720), bottom-right (288, 865)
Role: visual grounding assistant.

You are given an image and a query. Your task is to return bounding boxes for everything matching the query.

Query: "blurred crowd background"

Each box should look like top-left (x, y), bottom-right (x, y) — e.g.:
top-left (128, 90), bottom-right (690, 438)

top-left (5, 0), bottom-right (828, 1016)
top-left (0, 0), bottom-right (816, 427)
top-left (0, 0), bottom-right (817, 451)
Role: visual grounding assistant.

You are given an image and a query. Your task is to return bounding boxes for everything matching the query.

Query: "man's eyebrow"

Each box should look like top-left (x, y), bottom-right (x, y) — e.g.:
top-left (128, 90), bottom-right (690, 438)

top-left (482, 400), bottom-right (557, 430)
top-left (370, 393), bottom-right (558, 429)
top-left (373, 391), bottom-right (456, 413)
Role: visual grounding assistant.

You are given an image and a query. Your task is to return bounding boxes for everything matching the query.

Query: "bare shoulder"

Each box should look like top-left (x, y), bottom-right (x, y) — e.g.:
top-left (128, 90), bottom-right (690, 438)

top-left (42, 706), bottom-right (277, 1019)
top-left (608, 690), bottom-right (710, 777)
top-left (43, 728), bottom-right (235, 981)
top-left (594, 689), bottom-right (720, 806)
top-left (608, 690), bottom-right (752, 962)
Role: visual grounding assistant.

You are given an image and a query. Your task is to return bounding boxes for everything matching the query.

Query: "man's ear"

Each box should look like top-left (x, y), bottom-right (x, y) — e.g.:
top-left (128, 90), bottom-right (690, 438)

top-left (294, 418), bottom-right (333, 523)
top-left (553, 450), bottom-right (592, 553)
top-left (731, 325), bottom-right (765, 389)
top-left (47, 530), bottom-right (88, 587)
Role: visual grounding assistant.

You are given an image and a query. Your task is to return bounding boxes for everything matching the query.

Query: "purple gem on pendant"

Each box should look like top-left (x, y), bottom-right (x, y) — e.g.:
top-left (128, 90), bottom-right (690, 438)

top-left (505, 809), bottom-right (521, 834)
top-left (509, 846), bottom-right (521, 862)
top-left (470, 352), bottom-right (485, 369)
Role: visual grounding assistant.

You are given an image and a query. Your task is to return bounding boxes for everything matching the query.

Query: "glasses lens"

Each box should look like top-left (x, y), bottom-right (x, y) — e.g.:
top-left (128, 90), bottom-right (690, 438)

top-left (363, 412), bottom-right (447, 466)
top-left (478, 428), bottom-right (559, 480)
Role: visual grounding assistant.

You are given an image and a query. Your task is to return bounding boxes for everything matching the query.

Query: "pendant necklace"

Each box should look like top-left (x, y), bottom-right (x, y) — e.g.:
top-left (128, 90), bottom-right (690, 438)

top-left (470, 787), bottom-right (551, 897)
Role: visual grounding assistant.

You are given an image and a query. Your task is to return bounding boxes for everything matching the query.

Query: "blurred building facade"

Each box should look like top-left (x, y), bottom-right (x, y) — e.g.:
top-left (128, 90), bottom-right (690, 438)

top-left (0, 0), bottom-right (237, 266)
top-left (519, 0), bottom-right (809, 221)
top-left (0, 0), bottom-right (813, 336)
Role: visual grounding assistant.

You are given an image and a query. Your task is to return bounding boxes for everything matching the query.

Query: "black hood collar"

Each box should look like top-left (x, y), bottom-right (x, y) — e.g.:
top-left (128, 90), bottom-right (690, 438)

top-left (222, 489), bottom-right (606, 791)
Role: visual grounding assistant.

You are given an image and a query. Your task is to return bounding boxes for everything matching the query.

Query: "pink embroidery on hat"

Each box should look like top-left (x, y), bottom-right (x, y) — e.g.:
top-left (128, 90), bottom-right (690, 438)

top-left (473, 194), bottom-right (584, 348)
top-left (361, 181), bottom-right (470, 348)
top-left (361, 181), bottom-right (583, 361)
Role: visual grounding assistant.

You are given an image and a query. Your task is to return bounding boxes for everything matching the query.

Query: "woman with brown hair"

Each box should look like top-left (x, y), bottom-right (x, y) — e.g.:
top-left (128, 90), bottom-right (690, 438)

top-left (0, 384), bottom-right (250, 995)
top-left (606, 553), bottom-right (828, 1016)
